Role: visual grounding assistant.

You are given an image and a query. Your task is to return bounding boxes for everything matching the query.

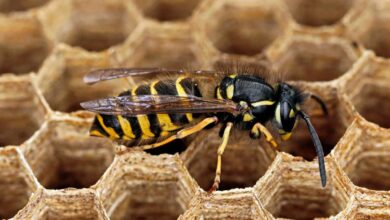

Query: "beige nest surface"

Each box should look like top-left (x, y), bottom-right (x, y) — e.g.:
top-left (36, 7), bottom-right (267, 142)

top-left (0, 0), bottom-right (389, 219)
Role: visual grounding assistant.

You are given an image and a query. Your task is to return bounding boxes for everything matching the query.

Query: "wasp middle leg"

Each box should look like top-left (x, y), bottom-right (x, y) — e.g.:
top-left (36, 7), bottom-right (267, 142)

top-left (208, 121), bottom-right (233, 193)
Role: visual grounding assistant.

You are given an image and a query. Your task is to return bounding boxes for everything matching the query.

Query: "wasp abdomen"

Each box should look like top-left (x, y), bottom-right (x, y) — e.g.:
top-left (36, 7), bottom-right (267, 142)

top-left (90, 77), bottom-right (202, 142)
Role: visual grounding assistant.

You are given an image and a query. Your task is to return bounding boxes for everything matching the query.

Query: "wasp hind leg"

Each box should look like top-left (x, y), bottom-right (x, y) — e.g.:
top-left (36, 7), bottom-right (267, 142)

top-left (250, 123), bottom-right (279, 150)
top-left (208, 122), bottom-right (233, 193)
top-left (140, 116), bottom-right (218, 151)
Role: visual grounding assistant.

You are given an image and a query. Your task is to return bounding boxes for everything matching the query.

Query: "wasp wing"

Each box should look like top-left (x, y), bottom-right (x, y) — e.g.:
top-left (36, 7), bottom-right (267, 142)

top-left (80, 95), bottom-right (240, 116)
top-left (84, 68), bottom-right (216, 84)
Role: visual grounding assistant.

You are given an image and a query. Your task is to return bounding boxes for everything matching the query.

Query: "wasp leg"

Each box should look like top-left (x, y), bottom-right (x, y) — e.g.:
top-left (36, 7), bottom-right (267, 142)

top-left (140, 116), bottom-right (218, 150)
top-left (208, 122), bottom-right (233, 193)
top-left (251, 123), bottom-right (279, 149)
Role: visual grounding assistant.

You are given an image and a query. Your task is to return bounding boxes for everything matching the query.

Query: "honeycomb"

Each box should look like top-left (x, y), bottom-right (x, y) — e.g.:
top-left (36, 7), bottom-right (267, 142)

top-left (0, 0), bottom-right (389, 219)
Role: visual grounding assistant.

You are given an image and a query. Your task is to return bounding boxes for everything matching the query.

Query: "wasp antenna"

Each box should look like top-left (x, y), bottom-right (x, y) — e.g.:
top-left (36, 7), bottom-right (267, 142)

top-left (298, 111), bottom-right (327, 187)
top-left (309, 94), bottom-right (328, 116)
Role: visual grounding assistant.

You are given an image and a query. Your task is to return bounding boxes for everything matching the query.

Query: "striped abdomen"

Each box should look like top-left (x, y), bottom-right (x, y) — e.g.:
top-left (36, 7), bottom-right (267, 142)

top-left (89, 77), bottom-right (202, 142)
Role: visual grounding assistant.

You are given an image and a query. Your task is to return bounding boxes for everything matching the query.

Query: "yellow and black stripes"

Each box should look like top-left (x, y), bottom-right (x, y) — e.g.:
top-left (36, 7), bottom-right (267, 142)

top-left (117, 115), bottom-right (135, 140)
top-left (90, 111), bottom-right (142, 140)
top-left (90, 77), bottom-right (203, 142)
top-left (90, 114), bottom-right (122, 140)
top-left (152, 78), bottom-right (190, 125)
top-left (175, 77), bottom-right (202, 121)
top-left (133, 84), bottom-right (161, 138)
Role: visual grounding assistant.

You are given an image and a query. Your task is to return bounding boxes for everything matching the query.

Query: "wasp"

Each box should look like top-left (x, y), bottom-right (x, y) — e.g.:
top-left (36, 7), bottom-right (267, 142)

top-left (80, 66), bottom-right (328, 192)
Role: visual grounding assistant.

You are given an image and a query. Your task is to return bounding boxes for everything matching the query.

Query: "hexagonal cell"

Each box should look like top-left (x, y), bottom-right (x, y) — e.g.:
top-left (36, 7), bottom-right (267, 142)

top-left (255, 153), bottom-right (353, 220)
top-left (132, 0), bottom-right (202, 21)
top-left (341, 197), bottom-right (390, 220)
top-left (36, 45), bottom-right (128, 112)
top-left (347, 0), bottom-right (390, 58)
top-left (21, 113), bottom-right (115, 189)
top-left (0, 15), bottom-right (51, 74)
top-left (113, 22), bottom-right (202, 70)
top-left (333, 118), bottom-right (390, 191)
top-left (0, 0), bottom-right (49, 13)
top-left (13, 188), bottom-right (109, 219)
top-left (348, 211), bottom-right (390, 220)
top-left (282, 0), bottom-right (355, 26)
top-left (39, 0), bottom-right (138, 51)
top-left (94, 151), bottom-right (196, 220)
top-left (268, 33), bottom-right (359, 82)
top-left (350, 82), bottom-right (390, 128)
top-left (182, 126), bottom-right (276, 191)
top-left (0, 147), bottom-right (38, 219)
top-left (202, 192), bottom-right (262, 220)
top-left (279, 83), bottom-right (351, 161)
top-left (0, 74), bottom-right (48, 146)
top-left (343, 54), bottom-right (390, 128)
top-left (202, 0), bottom-right (287, 56)
top-left (181, 190), bottom-right (263, 219)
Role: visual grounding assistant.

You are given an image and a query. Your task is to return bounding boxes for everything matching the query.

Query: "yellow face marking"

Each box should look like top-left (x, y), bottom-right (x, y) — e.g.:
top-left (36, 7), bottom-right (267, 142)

top-left (228, 74), bottom-right (237, 78)
top-left (90, 130), bottom-right (105, 137)
top-left (252, 100), bottom-right (275, 107)
top-left (226, 84), bottom-right (234, 99)
top-left (216, 87), bottom-right (223, 100)
top-left (275, 103), bottom-right (281, 125)
top-left (289, 109), bottom-right (295, 118)
top-left (151, 81), bottom-right (181, 131)
top-left (243, 113), bottom-right (254, 122)
top-left (293, 118), bottom-right (298, 130)
top-left (175, 77), bottom-right (193, 122)
top-left (117, 115), bottom-right (135, 139)
top-left (131, 87), bottom-right (155, 138)
top-left (96, 114), bottom-right (120, 140)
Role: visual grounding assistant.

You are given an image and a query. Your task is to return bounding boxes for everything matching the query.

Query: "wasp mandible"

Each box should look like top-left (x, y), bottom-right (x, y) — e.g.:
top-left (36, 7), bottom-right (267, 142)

top-left (81, 67), bottom-right (328, 192)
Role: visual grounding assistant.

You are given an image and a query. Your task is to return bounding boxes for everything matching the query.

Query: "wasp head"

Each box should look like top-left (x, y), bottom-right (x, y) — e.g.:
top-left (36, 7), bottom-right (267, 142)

top-left (274, 83), bottom-right (305, 140)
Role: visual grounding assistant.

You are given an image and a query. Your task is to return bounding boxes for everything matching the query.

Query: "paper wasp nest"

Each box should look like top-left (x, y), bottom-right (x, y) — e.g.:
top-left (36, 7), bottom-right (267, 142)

top-left (0, 0), bottom-right (389, 219)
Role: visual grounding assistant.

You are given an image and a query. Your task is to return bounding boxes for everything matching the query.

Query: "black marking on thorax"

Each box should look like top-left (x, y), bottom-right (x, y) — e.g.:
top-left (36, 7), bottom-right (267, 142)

top-left (216, 75), bottom-right (277, 127)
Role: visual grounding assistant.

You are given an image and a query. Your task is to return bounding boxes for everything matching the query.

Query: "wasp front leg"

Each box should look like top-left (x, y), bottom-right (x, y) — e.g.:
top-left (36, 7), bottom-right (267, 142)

top-left (208, 122), bottom-right (233, 193)
top-left (250, 123), bottom-right (279, 150)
